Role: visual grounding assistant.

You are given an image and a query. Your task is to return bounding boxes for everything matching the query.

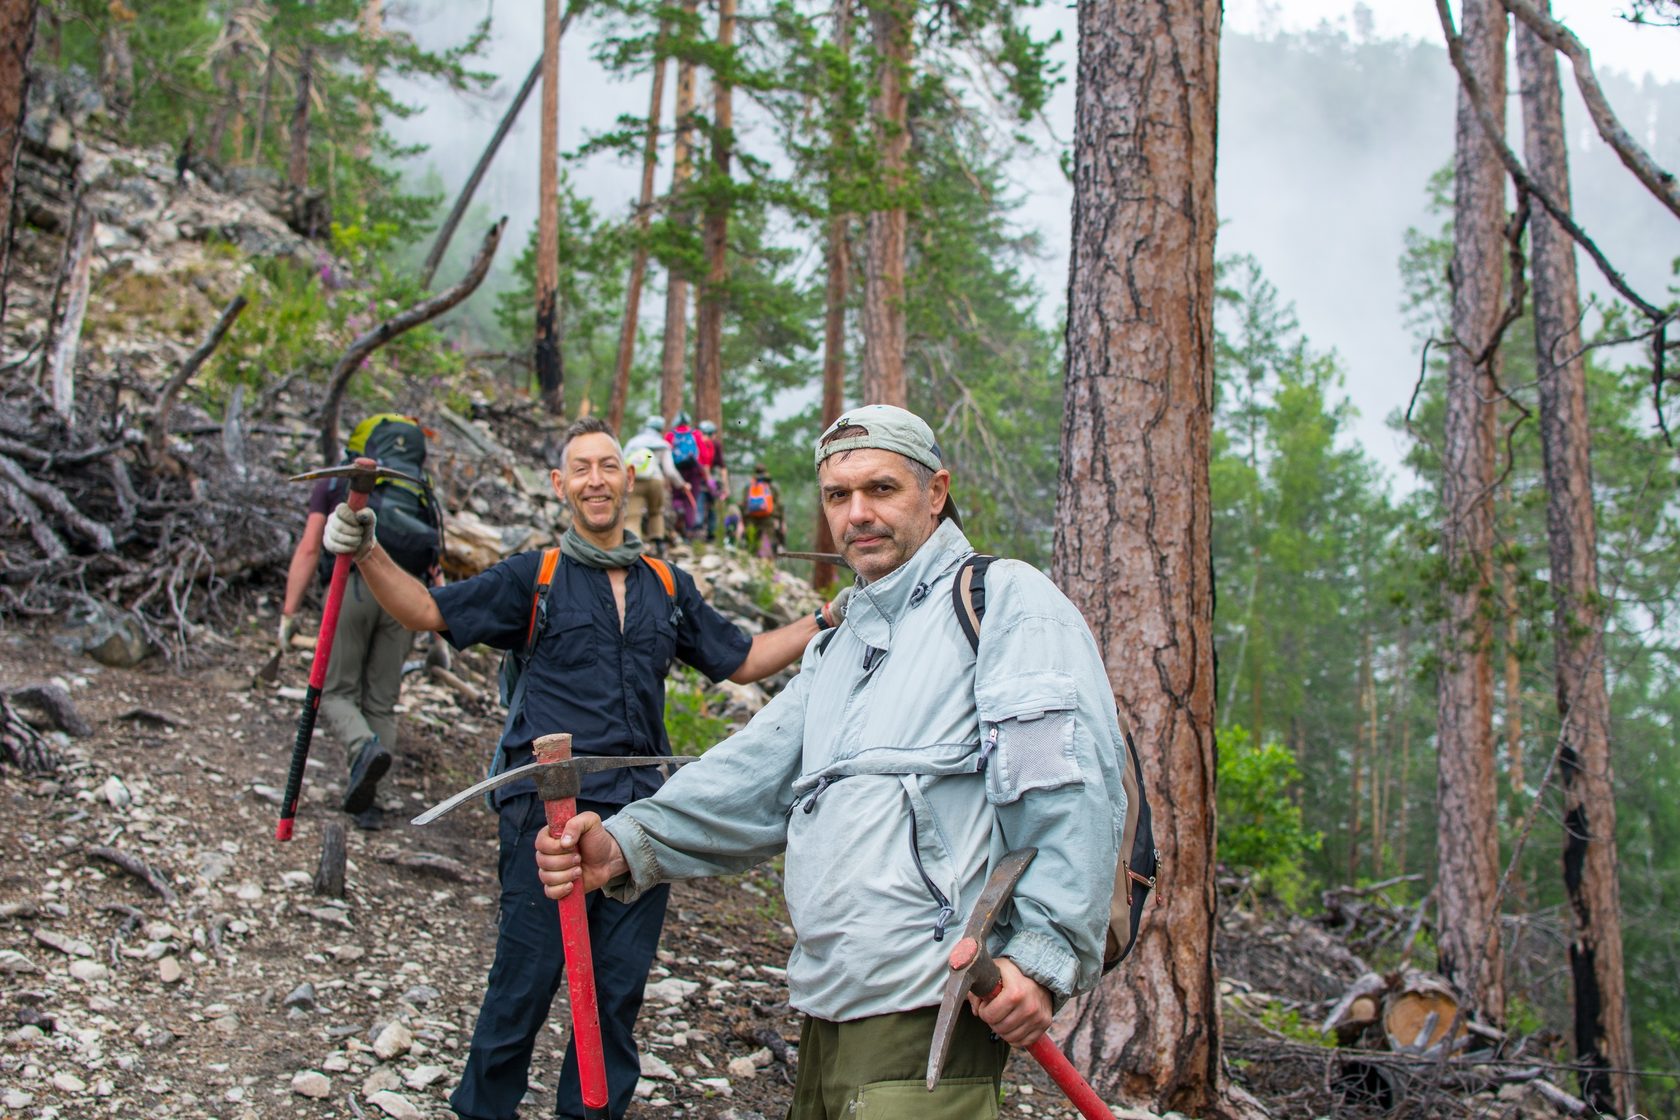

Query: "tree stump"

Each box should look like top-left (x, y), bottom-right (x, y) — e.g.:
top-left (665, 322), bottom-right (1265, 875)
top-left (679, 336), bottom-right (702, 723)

top-left (1384, 973), bottom-right (1468, 1053)
top-left (314, 822), bottom-right (346, 899)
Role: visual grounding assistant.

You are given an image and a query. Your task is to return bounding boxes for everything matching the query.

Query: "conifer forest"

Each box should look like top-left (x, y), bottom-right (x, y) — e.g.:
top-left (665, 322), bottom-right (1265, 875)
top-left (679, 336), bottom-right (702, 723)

top-left (0, 1), bottom-right (1677, 1118)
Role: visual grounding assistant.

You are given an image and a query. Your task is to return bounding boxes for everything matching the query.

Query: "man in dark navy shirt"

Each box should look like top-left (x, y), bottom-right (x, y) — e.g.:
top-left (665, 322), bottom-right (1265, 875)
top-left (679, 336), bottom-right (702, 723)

top-left (320, 416), bottom-right (846, 1120)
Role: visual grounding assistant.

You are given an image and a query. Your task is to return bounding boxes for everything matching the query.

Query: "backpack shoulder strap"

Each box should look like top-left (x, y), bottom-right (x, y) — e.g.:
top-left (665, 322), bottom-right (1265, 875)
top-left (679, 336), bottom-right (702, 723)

top-left (640, 554), bottom-right (677, 600)
top-left (523, 547), bottom-right (563, 652)
top-left (951, 554), bottom-right (996, 653)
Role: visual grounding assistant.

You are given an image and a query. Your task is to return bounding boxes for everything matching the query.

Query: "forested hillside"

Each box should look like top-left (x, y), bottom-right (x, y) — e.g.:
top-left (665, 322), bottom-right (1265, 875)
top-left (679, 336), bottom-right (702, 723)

top-left (1, 1), bottom-right (1677, 1118)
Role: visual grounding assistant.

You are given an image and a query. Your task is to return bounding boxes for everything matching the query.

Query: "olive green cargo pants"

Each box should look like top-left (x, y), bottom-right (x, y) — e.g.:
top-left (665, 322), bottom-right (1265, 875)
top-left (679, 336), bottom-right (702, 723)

top-left (786, 1005), bottom-right (1009, 1119)
top-left (318, 570), bottom-right (413, 765)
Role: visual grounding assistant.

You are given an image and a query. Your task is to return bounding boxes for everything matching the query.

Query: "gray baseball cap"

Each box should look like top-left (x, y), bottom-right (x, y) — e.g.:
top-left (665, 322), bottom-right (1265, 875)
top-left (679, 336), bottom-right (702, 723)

top-left (814, 404), bottom-right (962, 527)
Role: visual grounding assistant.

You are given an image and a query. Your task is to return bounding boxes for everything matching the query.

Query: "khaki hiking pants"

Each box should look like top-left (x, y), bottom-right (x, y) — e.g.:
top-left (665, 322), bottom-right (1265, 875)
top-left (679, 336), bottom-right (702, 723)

top-left (319, 570), bottom-right (414, 765)
top-left (628, 475), bottom-right (668, 542)
top-left (786, 1005), bottom-right (1009, 1120)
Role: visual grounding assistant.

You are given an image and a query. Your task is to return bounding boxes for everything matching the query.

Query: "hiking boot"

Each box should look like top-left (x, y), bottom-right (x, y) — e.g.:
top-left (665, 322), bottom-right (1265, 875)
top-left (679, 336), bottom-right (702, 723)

top-left (350, 804), bottom-right (385, 831)
top-left (342, 736), bottom-right (391, 814)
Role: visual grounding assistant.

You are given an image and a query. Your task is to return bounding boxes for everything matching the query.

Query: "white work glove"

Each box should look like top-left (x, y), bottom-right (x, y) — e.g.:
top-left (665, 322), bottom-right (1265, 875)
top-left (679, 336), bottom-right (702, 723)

top-left (823, 586), bottom-right (854, 628)
top-left (322, 502), bottom-right (377, 562)
top-left (278, 614), bottom-right (299, 650)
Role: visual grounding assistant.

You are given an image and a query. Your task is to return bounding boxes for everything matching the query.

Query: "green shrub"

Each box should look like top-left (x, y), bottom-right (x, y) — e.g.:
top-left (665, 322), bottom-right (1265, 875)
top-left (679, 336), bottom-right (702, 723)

top-left (664, 668), bottom-right (734, 756)
top-left (1217, 724), bottom-right (1322, 906)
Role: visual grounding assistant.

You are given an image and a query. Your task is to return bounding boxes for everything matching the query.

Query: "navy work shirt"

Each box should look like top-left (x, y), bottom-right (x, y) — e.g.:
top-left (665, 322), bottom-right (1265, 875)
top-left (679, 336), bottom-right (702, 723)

top-left (431, 550), bottom-right (752, 806)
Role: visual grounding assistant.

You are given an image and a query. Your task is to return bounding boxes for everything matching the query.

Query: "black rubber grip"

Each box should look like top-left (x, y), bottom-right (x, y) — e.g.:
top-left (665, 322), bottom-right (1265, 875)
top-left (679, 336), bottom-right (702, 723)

top-left (276, 685), bottom-right (322, 840)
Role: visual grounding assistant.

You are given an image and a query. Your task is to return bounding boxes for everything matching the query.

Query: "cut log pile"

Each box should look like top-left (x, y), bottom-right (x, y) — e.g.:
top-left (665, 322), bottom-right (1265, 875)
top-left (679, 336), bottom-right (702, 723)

top-left (1218, 875), bottom-right (1590, 1119)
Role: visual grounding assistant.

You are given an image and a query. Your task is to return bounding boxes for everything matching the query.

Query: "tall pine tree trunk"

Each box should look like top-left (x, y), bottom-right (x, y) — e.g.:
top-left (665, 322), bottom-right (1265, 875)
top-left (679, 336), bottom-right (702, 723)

top-left (659, 0), bottom-right (700, 423)
top-left (288, 15), bottom-right (314, 188)
top-left (355, 0), bottom-right (381, 165)
top-left (1516, 11), bottom-right (1633, 1112)
top-left (691, 0), bottom-right (734, 429)
top-left (535, 0), bottom-right (564, 416)
top-left (860, 0), bottom-right (908, 408)
top-left (1435, 0), bottom-right (1507, 1029)
top-left (1050, 1), bottom-right (1228, 1112)
top-left (250, 47), bottom-right (276, 163)
top-left (813, 0), bottom-right (854, 590)
top-left (0, 0), bottom-right (38, 323)
top-left (609, 35), bottom-right (669, 434)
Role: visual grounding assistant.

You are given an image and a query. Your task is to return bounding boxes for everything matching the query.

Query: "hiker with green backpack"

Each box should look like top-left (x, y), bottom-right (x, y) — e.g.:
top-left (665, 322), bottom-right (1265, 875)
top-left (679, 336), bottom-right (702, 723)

top-left (533, 404), bottom-right (1156, 1120)
top-left (316, 415), bottom-right (853, 1120)
top-left (281, 413), bottom-right (445, 830)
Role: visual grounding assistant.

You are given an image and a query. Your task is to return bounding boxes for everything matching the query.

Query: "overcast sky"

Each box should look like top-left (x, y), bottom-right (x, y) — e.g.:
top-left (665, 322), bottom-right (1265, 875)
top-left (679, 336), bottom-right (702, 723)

top-left (388, 1), bottom-right (1679, 489)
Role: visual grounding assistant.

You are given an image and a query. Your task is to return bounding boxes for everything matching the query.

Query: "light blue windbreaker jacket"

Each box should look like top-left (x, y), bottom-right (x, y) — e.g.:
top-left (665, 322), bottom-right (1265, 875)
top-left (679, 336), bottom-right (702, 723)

top-left (602, 519), bottom-right (1126, 1021)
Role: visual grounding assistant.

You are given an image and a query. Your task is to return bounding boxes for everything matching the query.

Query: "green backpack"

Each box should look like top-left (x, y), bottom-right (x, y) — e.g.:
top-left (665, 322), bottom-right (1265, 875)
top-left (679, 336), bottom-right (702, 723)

top-left (317, 414), bottom-right (444, 580)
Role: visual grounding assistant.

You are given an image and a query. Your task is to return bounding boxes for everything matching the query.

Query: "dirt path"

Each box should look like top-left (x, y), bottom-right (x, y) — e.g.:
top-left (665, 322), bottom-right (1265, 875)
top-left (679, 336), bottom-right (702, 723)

top-left (0, 628), bottom-right (1082, 1120)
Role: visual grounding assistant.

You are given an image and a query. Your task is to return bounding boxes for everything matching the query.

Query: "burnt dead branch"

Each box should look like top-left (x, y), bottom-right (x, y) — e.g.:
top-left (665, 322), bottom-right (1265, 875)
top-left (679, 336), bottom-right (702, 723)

top-left (147, 293), bottom-right (249, 461)
top-left (319, 217), bottom-right (506, 463)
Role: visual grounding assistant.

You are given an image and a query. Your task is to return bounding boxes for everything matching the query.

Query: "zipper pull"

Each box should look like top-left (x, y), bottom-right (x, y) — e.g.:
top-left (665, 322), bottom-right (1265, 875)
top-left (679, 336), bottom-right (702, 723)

top-left (977, 725), bottom-right (1000, 773)
top-left (909, 581), bottom-right (929, 607)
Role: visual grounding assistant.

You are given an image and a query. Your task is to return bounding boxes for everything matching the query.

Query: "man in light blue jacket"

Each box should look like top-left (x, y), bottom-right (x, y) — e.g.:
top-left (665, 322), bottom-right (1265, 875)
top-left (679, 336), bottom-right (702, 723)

top-left (538, 405), bottom-right (1127, 1119)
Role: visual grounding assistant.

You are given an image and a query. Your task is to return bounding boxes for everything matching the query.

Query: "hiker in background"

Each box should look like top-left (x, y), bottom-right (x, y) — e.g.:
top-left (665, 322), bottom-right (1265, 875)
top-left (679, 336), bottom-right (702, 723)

top-left (534, 404), bottom-right (1128, 1119)
top-left (280, 413), bottom-right (444, 830)
top-left (622, 416), bottom-right (688, 555)
top-left (697, 419), bottom-right (728, 542)
top-left (664, 412), bottom-right (710, 539)
top-left (317, 415), bottom-right (853, 1120)
top-left (741, 462), bottom-right (783, 559)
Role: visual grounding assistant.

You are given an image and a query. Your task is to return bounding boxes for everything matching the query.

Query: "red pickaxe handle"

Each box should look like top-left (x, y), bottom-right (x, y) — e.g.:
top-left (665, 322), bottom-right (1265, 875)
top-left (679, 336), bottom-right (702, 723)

top-left (538, 748), bottom-right (610, 1119)
top-left (276, 464), bottom-right (375, 842)
top-left (972, 966), bottom-right (1115, 1120)
top-left (1023, 1036), bottom-right (1114, 1120)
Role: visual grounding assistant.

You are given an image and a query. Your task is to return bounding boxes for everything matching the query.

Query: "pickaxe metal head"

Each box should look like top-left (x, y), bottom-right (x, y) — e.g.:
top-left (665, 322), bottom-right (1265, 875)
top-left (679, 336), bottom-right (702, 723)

top-left (926, 846), bottom-right (1038, 1090)
top-left (410, 733), bottom-right (693, 825)
top-left (290, 455), bottom-right (423, 494)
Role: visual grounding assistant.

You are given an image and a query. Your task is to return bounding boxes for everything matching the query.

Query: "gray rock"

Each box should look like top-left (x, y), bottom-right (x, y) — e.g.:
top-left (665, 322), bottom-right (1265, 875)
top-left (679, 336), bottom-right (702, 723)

top-left (399, 984), bottom-right (440, 1007)
top-left (362, 1067), bottom-right (402, 1095)
top-left (643, 977), bottom-right (700, 1006)
top-left (290, 1069), bottom-right (331, 1099)
top-left (33, 929), bottom-right (94, 958)
top-left (366, 1090), bottom-right (425, 1120)
top-left (403, 1064), bottom-right (447, 1090)
top-left (0, 950), bottom-right (40, 974)
top-left (639, 1052), bottom-right (677, 1080)
top-left (282, 982), bottom-right (317, 1011)
top-left (372, 1020), bottom-right (413, 1061)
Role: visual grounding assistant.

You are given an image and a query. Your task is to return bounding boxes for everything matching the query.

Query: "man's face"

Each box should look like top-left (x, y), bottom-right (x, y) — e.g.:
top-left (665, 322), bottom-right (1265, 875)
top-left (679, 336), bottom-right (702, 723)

top-left (818, 448), bottom-right (949, 583)
top-left (551, 432), bottom-right (629, 537)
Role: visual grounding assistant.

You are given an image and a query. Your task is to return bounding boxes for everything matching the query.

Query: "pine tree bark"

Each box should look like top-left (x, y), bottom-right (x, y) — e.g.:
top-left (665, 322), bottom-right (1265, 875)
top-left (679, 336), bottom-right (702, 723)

top-left (250, 47), bottom-right (276, 163)
top-left (288, 11), bottom-right (314, 188)
top-left (1516, 11), bottom-right (1633, 1112)
top-left (860, 0), bottom-right (909, 408)
top-left (534, 0), bottom-right (564, 416)
top-left (0, 0), bottom-right (38, 322)
top-left (609, 35), bottom-right (669, 434)
top-left (355, 0), bottom-right (381, 164)
top-left (658, 0), bottom-right (700, 425)
top-left (813, 0), bottom-right (854, 591)
top-left (1435, 0), bottom-right (1507, 1029)
top-left (1049, 0), bottom-right (1227, 1112)
top-left (691, 0), bottom-right (734, 429)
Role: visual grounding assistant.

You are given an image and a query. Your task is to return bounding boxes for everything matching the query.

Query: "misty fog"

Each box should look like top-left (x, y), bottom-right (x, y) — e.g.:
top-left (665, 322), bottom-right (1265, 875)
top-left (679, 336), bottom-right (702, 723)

top-left (384, 2), bottom-right (1680, 487)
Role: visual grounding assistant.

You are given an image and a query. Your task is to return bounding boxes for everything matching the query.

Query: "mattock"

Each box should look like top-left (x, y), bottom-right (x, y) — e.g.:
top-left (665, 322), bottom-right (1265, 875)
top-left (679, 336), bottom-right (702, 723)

top-left (413, 732), bottom-right (692, 1120)
top-left (927, 847), bottom-right (1117, 1120)
top-left (273, 456), bottom-right (423, 844)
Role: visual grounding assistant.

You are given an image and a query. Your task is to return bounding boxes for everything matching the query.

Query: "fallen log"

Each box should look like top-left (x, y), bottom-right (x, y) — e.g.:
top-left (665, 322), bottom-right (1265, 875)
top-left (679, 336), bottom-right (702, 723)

top-left (1384, 971), bottom-right (1469, 1055)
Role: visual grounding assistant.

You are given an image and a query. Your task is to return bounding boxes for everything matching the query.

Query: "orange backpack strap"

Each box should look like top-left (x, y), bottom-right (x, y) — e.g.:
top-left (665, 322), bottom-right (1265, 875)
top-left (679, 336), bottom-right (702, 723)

top-left (641, 554), bottom-right (676, 600)
top-left (524, 547), bottom-right (563, 650)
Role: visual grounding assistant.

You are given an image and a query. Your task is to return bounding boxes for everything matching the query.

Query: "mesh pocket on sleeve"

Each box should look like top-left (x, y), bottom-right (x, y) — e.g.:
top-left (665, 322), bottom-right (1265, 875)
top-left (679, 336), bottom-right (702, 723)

top-left (986, 706), bottom-right (1079, 803)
